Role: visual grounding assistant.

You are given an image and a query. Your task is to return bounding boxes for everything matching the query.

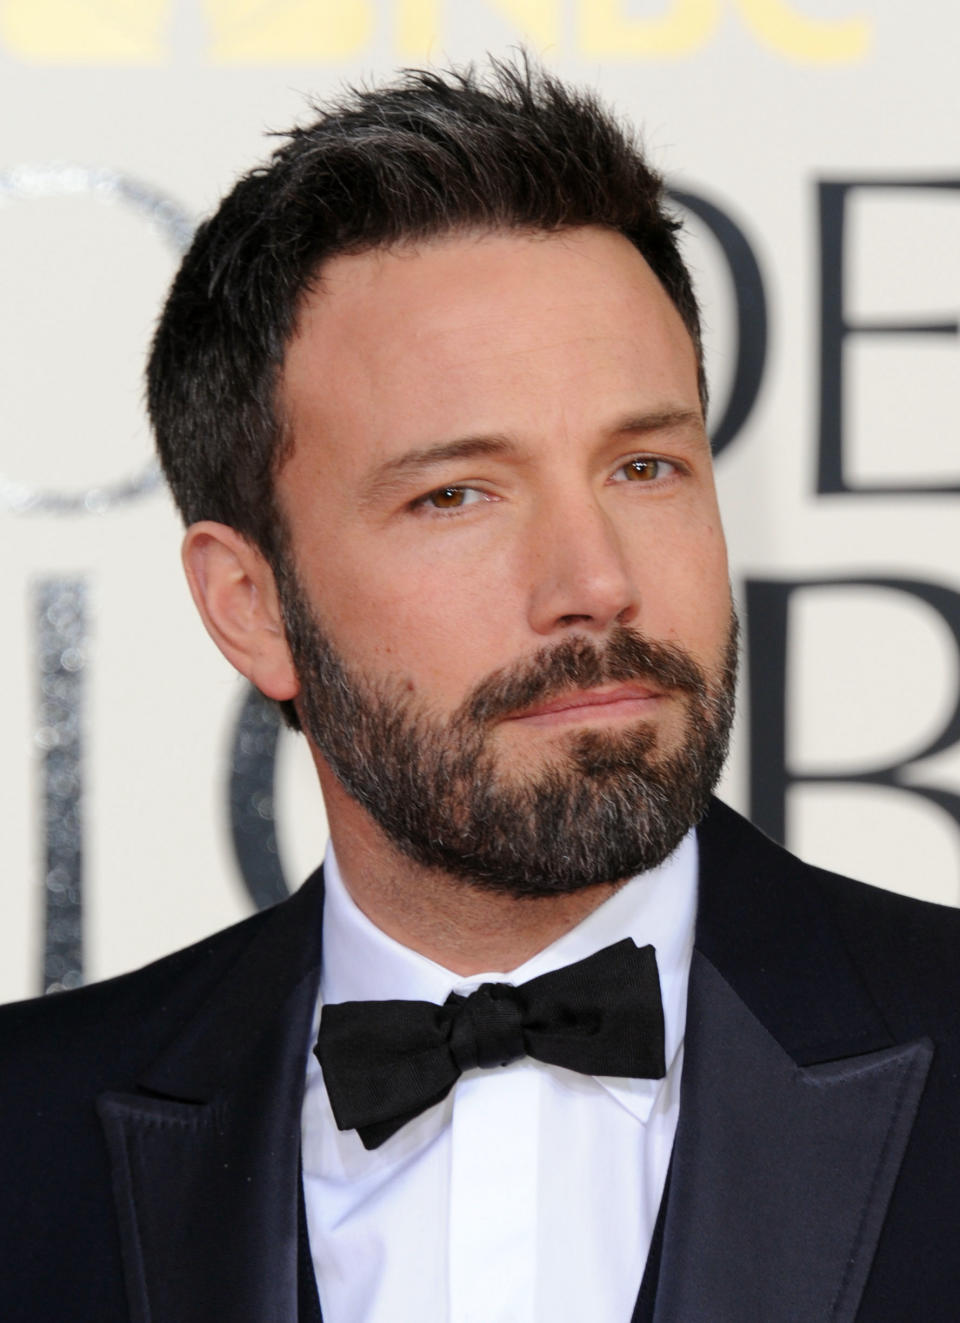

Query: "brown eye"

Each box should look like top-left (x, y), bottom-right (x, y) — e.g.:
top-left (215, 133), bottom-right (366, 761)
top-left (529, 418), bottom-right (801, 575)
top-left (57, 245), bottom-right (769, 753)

top-left (429, 486), bottom-right (466, 508)
top-left (623, 458), bottom-right (659, 482)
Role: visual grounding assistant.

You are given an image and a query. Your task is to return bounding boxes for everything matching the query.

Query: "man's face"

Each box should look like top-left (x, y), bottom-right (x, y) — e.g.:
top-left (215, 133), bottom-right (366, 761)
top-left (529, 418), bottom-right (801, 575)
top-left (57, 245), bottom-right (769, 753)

top-left (276, 226), bottom-right (734, 892)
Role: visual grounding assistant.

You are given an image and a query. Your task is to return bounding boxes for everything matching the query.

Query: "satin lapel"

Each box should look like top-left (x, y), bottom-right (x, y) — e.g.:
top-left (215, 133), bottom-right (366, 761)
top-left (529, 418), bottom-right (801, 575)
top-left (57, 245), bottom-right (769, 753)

top-left (651, 803), bottom-right (935, 1322)
top-left (97, 869), bottom-right (326, 1323)
top-left (654, 953), bottom-right (932, 1323)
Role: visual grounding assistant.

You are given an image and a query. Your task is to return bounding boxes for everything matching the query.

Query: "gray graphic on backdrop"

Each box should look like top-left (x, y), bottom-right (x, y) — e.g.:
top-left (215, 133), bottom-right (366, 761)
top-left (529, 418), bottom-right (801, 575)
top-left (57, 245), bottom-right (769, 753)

top-left (230, 686), bottom-right (291, 909)
top-left (34, 580), bottom-right (86, 995)
top-left (0, 163), bottom-right (193, 515)
top-left (3, 166), bottom-right (193, 991)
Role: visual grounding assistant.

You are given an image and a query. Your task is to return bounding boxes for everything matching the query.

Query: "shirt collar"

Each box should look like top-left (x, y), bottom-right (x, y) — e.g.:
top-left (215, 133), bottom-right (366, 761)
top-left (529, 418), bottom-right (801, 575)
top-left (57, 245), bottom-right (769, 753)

top-left (320, 832), bottom-right (698, 1125)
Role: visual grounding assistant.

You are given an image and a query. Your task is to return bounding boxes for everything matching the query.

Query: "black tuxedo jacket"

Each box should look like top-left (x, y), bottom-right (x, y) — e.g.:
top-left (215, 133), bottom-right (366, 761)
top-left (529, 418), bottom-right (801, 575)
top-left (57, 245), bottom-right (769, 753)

top-left (2, 799), bottom-right (959, 1321)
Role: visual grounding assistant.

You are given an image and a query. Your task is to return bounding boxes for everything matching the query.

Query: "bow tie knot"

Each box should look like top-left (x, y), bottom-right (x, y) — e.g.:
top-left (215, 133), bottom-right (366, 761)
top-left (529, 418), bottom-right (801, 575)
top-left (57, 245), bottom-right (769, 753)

top-left (317, 938), bottom-right (665, 1150)
top-left (446, 984), bottom-right (527, 1072)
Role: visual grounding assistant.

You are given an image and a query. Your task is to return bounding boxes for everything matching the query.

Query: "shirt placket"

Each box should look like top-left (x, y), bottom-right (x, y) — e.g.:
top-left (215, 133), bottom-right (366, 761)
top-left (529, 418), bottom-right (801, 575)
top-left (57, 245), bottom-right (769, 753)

top-left (448, 1062), bottom-right (540, 1323)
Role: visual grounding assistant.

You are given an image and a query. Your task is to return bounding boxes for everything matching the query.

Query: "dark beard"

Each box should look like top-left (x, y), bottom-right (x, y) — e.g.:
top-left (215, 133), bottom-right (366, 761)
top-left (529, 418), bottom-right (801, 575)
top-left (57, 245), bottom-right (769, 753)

top-left (279, 575), bottom-right (738, 898)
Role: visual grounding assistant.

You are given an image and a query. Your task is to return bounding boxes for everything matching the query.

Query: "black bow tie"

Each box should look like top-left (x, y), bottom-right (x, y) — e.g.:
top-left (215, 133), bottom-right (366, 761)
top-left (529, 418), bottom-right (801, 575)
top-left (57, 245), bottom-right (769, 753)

top-left (315, 938), bottom-right (665, 1150)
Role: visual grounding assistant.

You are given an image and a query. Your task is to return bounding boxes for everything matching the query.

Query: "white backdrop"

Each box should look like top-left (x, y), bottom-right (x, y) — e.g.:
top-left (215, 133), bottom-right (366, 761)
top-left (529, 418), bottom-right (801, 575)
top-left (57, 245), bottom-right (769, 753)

top-left (2, 0), bottom-right (959, 1004)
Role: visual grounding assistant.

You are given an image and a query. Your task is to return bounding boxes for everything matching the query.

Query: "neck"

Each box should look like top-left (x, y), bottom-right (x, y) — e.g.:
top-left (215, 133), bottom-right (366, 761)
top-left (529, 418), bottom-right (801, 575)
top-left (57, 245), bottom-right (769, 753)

top-left (318, 770), bottom-right (620, 975)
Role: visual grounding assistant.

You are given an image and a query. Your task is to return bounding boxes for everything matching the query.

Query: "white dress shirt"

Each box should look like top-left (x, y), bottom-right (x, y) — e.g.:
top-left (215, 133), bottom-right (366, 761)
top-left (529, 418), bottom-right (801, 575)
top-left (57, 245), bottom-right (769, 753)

top-left (302, 832), bottom-right (697, 1323)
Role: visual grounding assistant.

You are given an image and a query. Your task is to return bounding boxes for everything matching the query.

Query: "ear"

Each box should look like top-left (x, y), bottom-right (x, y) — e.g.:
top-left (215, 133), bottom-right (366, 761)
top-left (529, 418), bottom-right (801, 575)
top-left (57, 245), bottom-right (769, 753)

top-left (181, 521), bottom-right (299, 703)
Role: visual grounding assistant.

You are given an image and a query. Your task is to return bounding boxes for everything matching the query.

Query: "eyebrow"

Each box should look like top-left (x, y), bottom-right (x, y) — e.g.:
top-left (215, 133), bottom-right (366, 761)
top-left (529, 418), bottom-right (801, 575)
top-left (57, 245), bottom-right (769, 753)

top-left (614, 408), bottom-right (706, 442)
top-left (360, 435), bottom-right (516, 503)
top-left (360, 406), bottom-right (707, 502)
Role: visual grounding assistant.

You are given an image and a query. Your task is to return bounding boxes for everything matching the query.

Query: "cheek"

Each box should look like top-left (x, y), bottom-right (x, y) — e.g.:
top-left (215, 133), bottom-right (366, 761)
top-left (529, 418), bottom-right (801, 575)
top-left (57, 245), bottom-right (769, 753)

top-left (634, 520), bottom-right (729, 648)
top-left (313, 543), bottom-right (520, 690)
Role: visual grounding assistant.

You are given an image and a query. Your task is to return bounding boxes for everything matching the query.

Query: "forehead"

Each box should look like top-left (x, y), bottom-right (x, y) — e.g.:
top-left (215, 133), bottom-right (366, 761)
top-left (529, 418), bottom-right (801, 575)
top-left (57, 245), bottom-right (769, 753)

top-left (279, 226), bottom-right (701, 477)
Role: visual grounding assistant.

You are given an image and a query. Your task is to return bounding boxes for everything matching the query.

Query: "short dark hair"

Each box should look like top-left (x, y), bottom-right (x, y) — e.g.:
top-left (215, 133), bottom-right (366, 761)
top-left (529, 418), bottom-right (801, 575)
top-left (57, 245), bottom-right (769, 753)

top-left (148, 54), bottom-right (704, 571)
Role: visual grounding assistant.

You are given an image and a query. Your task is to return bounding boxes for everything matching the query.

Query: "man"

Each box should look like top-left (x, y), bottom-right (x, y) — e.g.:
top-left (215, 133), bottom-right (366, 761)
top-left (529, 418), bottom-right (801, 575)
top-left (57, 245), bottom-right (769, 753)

top-left (2, 58), bottom-right (958, 1323)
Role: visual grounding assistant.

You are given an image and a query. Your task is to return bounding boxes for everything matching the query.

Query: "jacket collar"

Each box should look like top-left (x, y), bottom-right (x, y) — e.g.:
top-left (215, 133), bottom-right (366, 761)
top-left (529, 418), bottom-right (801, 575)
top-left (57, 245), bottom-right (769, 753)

top-left (98, 867), bottom-right (327, 1323)
top-left (650, 800), bottom-right (933, 1322)
top-left (694, 797), bottom-right (897, 1062)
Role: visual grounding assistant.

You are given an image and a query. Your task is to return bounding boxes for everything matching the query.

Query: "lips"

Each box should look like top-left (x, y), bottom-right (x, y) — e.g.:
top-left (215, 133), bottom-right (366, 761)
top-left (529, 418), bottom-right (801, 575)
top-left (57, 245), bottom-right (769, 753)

top-left (506, 683), bottom-right (664, 725)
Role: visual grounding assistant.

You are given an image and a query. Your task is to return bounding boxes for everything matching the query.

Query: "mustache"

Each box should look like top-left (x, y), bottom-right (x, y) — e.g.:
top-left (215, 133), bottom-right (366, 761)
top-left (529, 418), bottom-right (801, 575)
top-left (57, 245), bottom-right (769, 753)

top-left (458, 626), bottom-right (710, 727)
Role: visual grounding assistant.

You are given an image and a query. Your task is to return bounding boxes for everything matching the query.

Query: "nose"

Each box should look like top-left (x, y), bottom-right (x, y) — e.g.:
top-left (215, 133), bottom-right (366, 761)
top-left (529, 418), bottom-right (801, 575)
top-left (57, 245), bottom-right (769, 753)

top-left (525, 493), bottom-right (640, 636)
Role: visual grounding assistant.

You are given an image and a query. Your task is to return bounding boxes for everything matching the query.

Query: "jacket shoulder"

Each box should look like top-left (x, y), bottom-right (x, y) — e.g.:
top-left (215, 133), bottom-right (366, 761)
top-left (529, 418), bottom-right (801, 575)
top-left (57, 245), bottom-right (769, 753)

top-left (0, 894), bottom-right (284, 1089)
top-left (0, 870), bottom-right (322, 1322)
top-left (807, 849), bottom-right (960, 1035)
top-left (698, 798), bottom-right (960, 1035)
